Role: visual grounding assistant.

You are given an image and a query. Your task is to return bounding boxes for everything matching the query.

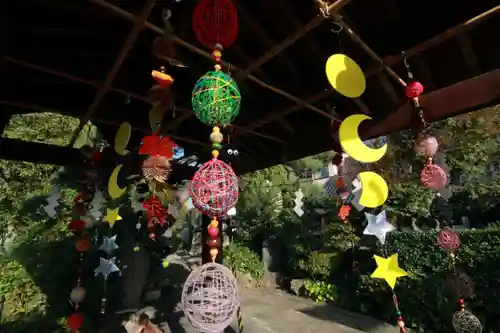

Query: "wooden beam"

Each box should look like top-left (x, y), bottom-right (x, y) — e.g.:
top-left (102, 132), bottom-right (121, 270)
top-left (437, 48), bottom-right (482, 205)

top-left (89, 0), bottom-right (335, 121)
top-left (352, 98), bottom-right (371, 115)
top-left (365, 68), bottom-right (500, 139)
top-left (233, 0), bottom-right (352, 82)
top-left (0, 138), bottom-right (84, 166)
top-left (456, 31), bottom-right (481, 76)
top-left (0, 100), bottom-right (208, 146)
top-left (411, 54), bottom-right (437, 91)
top-left (376, 72), bottom-right (401, 104)
top-left (337, 18), bottom-right (406, 87)
top-left (237, 5), bottom-right (500, 134)
top-left (68, 1), bottom-right (157, 146)
top-left (6, 58), bottom-right (286, 144)
top-left (236, 2), bottom-right (302, 79)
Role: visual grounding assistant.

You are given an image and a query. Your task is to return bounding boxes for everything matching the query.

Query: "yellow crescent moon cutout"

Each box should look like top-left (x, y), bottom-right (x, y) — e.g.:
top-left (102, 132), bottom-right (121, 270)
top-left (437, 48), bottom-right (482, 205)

top-left (339, 114), bottom-right (387, 163)
top-left (114, 122), bottom-right (131, 155)
top-left (325, 54), bottom-right (366, 98)
top-left (358, 171), bottom-right (389, 208)
top-left (108, 164), bottom-right (127, 199)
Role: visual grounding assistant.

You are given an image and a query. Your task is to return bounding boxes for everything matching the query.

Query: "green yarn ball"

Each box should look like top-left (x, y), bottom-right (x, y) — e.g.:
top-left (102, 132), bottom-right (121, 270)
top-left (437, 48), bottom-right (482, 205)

top-left (191, 70), bottom-right (241, 126)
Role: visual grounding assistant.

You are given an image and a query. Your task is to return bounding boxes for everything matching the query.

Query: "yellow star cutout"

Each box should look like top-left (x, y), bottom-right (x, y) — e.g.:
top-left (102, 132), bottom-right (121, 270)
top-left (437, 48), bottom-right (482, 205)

top-left (103, 207), bottom-right (122, 228)
top-left (371, 253), bottom-right (408, 289)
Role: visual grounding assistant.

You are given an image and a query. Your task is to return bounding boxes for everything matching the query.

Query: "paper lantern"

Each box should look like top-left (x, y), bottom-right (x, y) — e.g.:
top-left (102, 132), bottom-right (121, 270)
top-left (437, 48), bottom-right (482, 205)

top-left (189, 159), bottom-right (238, 217)
top-left (192, 71), bottom-right (241, 126)
top-left (192, 0), bottom-right (238, 49)
top-left (405, 81), bottom-right (424, 98)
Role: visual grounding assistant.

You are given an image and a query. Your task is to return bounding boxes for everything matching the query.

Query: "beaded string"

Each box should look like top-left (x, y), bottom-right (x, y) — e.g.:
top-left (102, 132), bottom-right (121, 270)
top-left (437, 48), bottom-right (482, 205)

top-left (208, 126), bottom-right (223, 262)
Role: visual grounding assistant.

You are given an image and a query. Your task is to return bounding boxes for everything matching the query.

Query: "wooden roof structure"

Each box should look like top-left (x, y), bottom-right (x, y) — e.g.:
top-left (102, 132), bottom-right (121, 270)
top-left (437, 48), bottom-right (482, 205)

top-left (3, 0), bottom-right (500, 177)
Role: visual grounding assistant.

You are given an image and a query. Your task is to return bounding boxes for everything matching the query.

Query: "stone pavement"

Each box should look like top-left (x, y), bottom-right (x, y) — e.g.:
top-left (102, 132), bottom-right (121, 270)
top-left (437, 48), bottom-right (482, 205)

top-left (128, 287), bottom-right (402, 333)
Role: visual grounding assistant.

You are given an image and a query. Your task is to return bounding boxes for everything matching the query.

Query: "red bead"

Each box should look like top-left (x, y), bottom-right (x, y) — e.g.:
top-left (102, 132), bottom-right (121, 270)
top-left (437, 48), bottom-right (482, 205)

top-left (68, 220), bottom-right (86, 231)
top-left (208, 226), bottom-right (219, 238)
top-left (207, 238), bottom-right (221, 248)
top-left (405, 81), bottom-right (424, 98)
top-left (149, 233), bottom-right (156, 240)
top-left (458, 298), bottom-right (464, 304)
top-left (67, 312), bottom-right (84, 330)
top-left (398, 316), bottom-right (403, 321)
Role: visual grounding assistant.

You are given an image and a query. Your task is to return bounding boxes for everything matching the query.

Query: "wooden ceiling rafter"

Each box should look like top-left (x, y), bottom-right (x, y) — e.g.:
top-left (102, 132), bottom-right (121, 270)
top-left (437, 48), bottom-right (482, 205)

top-left (232, 0), bottom-right (352, 82)
top-left (456, 32), bottom-right (481, 77)
top-left (67, 0), bottom-right (157, 146)
top-left (234, 5), bottom-right (500, 138)
top-left (0, 101), bottom-right (207, 146)
top-left (89, 0), bottom-right (336, 122)
top-left (4, 58), bottom-right (285, 144)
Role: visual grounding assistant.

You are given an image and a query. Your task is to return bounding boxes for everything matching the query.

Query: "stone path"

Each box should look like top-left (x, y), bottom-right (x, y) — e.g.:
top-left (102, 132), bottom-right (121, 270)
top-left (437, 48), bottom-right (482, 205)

top-left (129, 287), bottom-right (401, 333)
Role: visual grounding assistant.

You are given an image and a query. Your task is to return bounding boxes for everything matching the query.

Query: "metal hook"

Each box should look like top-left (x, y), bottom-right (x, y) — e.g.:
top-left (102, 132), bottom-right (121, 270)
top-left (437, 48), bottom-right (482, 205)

top-left (330, 21), bottom-right (343, 34)
top-left (125, 92), bottom-right (131, 105)
top-left (402, 51), bottom-right (410, 69)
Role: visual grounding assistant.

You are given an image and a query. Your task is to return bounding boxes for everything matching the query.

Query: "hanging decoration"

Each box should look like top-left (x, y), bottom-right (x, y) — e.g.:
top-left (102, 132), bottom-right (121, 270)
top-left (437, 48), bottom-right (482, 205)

top-left (293, 189), bottom-right (305, 217)
top-left (43, 186), bottom-right (61, 218)
top-left (181, 262), bottom-right (239, 333)
top-left (114, 122), bottom-right (132, 155)
top-left (192, 68), bottom-right (241, 127)
top-left (325, 54), bottom-right (366, 98)
top-left (363, 210), bottom-right (395, 245)
top-left (66, 147), bottom-right (101, 333)
top-left (192, 0), bottom-right (239, 49)
top-left (436, 228), bottom-right (482, 333)
top-left (371, 254), bottom-right (409, 332)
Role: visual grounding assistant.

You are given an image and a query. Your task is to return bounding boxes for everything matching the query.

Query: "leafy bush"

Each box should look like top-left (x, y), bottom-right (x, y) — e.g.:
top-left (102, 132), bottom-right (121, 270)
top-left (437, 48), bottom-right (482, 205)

top-left (342, 228), bottom-right (500, 333)
top-left (224, 243), bottom-right (264, 282)
top-left (303, 280), bottom-right (337, 304)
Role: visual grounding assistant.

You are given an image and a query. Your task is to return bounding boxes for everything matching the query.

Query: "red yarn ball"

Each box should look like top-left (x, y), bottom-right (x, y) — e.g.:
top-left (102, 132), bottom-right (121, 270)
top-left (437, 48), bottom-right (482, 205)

top-left (208, 226), bottom-right (219, 238)
top-left (437, 228), bottom-right (461, 251)
top-left (405, 81), bottom-right (424, 99)
top-left (192, 0), bottom-right (239, 49)
top-left (189, 159), bottom-right (238, 217)
top-left (67, 312), bottom-right (84, 330)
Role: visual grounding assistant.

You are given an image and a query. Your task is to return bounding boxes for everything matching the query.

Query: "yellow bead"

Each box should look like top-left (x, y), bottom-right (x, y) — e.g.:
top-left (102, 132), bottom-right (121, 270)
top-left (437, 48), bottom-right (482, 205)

top-left (210, 131), bottom-right (223, 143)
top-left (214, 64), bottom-right (222, 71)
top-left (210, 219), bottom-right (219, 228)
top-left (213, 126), bottom-right (220, 132)
top-left (212, 150), bottom-right (219, 158)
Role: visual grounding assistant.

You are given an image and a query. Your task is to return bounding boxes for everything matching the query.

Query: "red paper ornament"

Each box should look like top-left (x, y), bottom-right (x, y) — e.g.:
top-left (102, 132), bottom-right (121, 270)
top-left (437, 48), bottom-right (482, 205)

top-left (437, 228), bottom-right (461, 251)
top-left (139, 135), bottom-right (176, 158)
top-left (420, 164), bottom-right (447, 190)
top-left (75, 234), bottom-right (91, 253)
top-left (143, 196), bottom-right (167, 227)
top-left (405, 81), bottom-right (424, 99)
top-left (189, 159), bottom-right (238, 217)
top-left (67, 312), bottom-right (84, 331)
top-left (192, 0), bottom-right (239, 49)
top-left (68, 219), bottom-right (86, 231)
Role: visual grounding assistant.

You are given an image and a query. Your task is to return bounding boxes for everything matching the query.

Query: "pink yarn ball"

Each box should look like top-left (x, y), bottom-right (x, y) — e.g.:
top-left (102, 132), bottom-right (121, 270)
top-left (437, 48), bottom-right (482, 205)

top-left (437, 228), bottom-right (461, 251)
top-left (208, 226), bottom-right (219, 238)
top-left (405, 81), bottom-right (424, 98)
top-left (421, 164), bottom-right (447, 190)
top-left (189, 159), bottom-right (239, 217)
top-left (414, 135), bottom-right (439, 157)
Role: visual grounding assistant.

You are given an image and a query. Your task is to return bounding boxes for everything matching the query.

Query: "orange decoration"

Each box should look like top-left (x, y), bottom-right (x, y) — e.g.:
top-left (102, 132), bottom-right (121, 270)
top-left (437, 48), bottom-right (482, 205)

top-left (152, 70), bottom-right (174, 87)
top-left (75, 234), bottom-right (91, 252)
top-left (139, 135), bottom-right (176, 158)
top-left (335, 177), bottom-right (345, 189)
top-left (338, 205), bottom-right (351, 222)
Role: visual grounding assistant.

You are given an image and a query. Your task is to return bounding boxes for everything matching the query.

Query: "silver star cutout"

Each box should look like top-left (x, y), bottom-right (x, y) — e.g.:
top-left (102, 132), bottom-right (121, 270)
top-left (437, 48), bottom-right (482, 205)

top-left (98, 235), bottom-right (119, 255)
top-left (363, 210), bottom-right (395, 245)
top-left (94, 257), bottom-right (120, 280)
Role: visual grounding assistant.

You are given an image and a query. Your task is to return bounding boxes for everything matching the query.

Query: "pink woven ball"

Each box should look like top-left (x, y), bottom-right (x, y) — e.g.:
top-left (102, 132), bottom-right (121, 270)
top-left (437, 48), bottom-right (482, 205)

top-left (437, 228), bottom-right (461, 251)
top-left (414, 135), bottom-right (439, 157)
top-left (189, 159), bottom-right (238, 217)
top-left (421, 164), bottom-right (447, 190)
top-left (405, 81), bottom-right (424, 98)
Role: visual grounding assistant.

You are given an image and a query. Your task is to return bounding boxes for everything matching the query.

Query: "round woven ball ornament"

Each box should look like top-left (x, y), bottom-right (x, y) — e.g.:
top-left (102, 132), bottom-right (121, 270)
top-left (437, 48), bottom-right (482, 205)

top-left (437, 228), bottom-right (461, 252)
top-left (192, 0), bottom-right (238, 49)
top-left (192, 71), bottom-right (241, 127)
top-left (189, 159), bottom-right (238, 217)
top-left (452, 310), bottom-right (482, 333)
top-left (421, 164), bottom-right (447, 190)
top-left (181, 262), bottom-right (239, 333)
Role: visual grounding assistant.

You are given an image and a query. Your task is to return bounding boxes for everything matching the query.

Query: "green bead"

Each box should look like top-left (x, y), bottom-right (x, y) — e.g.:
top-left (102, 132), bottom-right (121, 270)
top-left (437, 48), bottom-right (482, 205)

top-left (396, 310), bottom-right (402, 316)
top-left (191, 71), bottom-right (241, 126)
top-left (212, 143), bottom-right (222, 150)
